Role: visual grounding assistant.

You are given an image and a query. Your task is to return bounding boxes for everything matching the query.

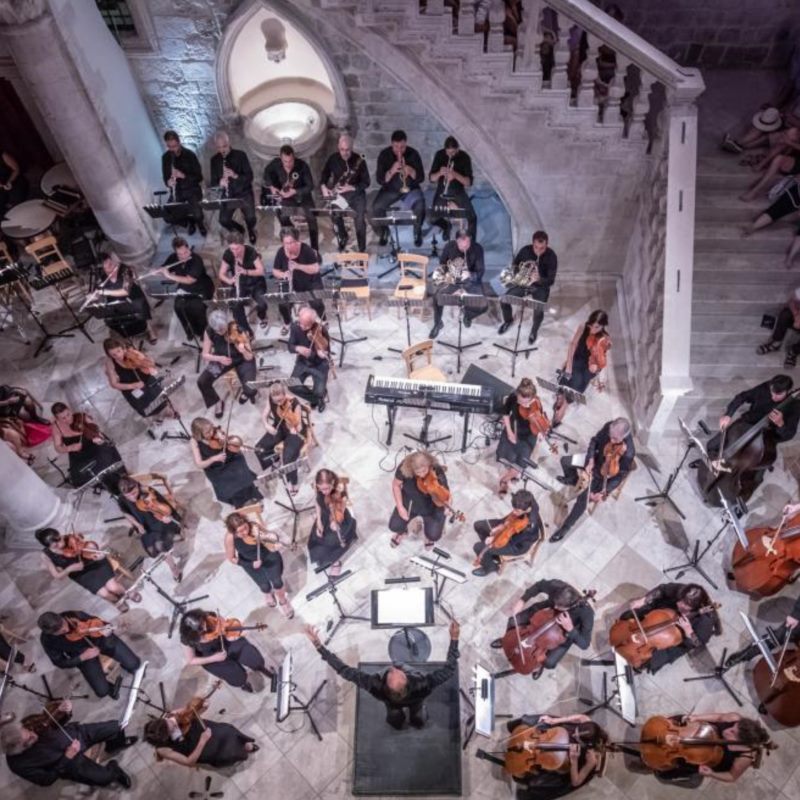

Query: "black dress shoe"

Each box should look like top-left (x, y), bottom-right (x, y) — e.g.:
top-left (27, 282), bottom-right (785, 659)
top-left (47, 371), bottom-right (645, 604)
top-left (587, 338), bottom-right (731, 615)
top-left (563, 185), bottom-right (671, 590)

top-left (464, 317), bottom-right (472, 328)
top-left (429, 322), bottom-right (443, 339)
top-left (241, 681), bottom-right (255, 693)
top-left (472, 567), bottom-right (489, 577)
top-left (688, 459), bottom-right (701, 469)
top-left (109, 676), bottom-right (123, 700)
top-left (187, 221), bottom-right (196, 236)
top-left (490, 638), bottom-right (503, 650)
top-left (379, 231), bottom-right (389, 247)
top-left (109, 762), bottom-right (132, 789)
top-left (549, 528), bottom-right (567, 543)
top-left (528, 331), bottom-right (538, 345)
top-left (198, 223), bottom-right (208, 237)
top-left (555, 475), bottom-right (570, 485)
top-left (107, 735), bottom-right (138, 755)
top-left (248, 229), bottom-right (258, 245)
top-left (498, 321), bottom-right (512, 334)
top-left (214, 400), bottom-right (225, 419)
top-left (414, 231), bottom-right (423, 247)
top-left (757, 703), bottom-right (767, 715)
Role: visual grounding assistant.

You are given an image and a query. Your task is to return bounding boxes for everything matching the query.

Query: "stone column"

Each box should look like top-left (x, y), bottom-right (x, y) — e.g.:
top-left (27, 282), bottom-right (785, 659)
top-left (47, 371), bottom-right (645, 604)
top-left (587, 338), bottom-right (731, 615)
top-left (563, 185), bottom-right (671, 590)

top-left (0, 1), bottom-right (160, 265)
top-left (0, 445), bottom-right (63, 536)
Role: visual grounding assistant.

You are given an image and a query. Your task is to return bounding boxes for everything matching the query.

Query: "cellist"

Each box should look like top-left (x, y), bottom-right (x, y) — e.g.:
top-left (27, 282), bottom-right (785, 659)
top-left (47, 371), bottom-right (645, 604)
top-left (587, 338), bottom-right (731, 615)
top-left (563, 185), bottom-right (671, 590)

top-left (490, 579), bottom-right (594, 680)
top-left (725, 591), bottom-right (800, 669)
top-left (471, 489), bottom-right (541, 577)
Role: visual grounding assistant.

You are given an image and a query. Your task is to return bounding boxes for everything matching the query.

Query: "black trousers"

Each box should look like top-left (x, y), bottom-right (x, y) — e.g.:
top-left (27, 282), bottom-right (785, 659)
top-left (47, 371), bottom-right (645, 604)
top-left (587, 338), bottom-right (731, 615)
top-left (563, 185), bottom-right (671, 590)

top-left (332, 191), bottom-right (368, 251)
top-left (202, 638), bottom-right (267, 688)
top-left (432, 283), bottom-right (488, 325)
top-left (174, 295), bottom-right (208, 341)
top-left (500, 285), bottom-right (548, 339)
top-left (198, 359), bottom-right (257, 408)
top-left (770, 306), bottom-right (800, 354)
top-left (473, 519), bottom-right (525, 573)
top-left (168, 189), bottom-right (205, 231)
top-left (257, 429), bottom-right (303, 485)
top-left (371, 187), bottom-right (425, 238)
top-left (0, 635), bottom-right (25, 665)
top-left (63, 721), bottom-right (127, 787)
top-left (278, 297), bottom-right (325, 326)
top-left (431, 186), bottom-right (477, 240)
top-left (277, 201), bottom-right (319, 251)
top-left (219, 193), bottom-right (257, 235)
top-left (388, 506), bottom-right (446, 542)
top-left (291, 360), bottom-right (329, 406)
top-left (386, 702), bottom-right (425, 729)
top-left (79, 636), bottom-right (141, 698)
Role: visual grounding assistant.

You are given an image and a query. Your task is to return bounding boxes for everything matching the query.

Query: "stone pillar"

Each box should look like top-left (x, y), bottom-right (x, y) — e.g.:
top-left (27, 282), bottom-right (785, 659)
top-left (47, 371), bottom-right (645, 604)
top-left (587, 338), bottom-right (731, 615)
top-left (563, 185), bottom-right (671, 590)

top-left (0, 1), bottom-right (160, 265)
top-left (0, 445), bottom-right (63, 536)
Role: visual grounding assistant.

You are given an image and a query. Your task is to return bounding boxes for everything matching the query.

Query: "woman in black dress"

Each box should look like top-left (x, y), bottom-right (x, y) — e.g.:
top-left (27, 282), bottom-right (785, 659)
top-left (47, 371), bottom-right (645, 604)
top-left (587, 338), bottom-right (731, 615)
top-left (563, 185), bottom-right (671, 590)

top-left (102, 338), bottom-right (171, 419)
top-left (51, 403), bottom-right (125, 493)
top-left (553, 310), bottom-right (611, 426)
top-left (224, 512), bottom-right (293, 618)
top-left (179, 609), bottom-right (274, 692)
top-left (93, 251), bottom-right (156, 342)
top-left (35, 528), bottom-right (140, 611)
top-left (190, 417), bottom-right (262, 508)
top-left (117, 476), bottom-right (183, 581)
top-left (308, 469), bottom-right (357, 575)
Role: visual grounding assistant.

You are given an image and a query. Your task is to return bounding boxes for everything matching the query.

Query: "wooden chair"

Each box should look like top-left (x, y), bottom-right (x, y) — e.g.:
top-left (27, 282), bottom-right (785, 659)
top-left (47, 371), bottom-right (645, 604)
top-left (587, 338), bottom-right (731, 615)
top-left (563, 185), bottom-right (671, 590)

top-left (333, 252), bottom-right (371, 320)
top-left (393, 253), bottom-right (429, 318)
top-left (402, 339), bottom-right (447, 383)
top-left (497, 523), bottom-right (546, 574)
top-left (232, 502), bottom-right (267, 529)
top-left (24, 235), bottom-right (83, 302)
top-left (588, 460), bottom-right (637, 515)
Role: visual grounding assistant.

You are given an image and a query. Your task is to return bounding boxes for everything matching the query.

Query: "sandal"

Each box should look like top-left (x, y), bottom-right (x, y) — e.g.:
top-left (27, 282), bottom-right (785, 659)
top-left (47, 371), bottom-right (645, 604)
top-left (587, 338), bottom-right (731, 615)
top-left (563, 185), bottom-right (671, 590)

top-left (278, 599), bottom-right (294, 619)
top-left (785, 351), bottom-right (797, 368)
top-left (129, 591), bottom-right (142, 603)
top-left (390, 534), bottom-right (404, 549)
top-left (424, 541), bottom-right (436, 550)
top-left (756, 341), bottom-right (781, 355)
top-left (498, 478), bottom-right (509, 497)
top-left (265, 592), bottom-right (277, 608)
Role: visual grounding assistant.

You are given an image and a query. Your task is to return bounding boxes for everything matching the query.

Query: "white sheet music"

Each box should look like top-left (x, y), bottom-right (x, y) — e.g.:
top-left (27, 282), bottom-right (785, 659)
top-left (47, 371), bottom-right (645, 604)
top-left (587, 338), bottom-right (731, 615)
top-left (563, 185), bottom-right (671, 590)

top-left (376, 587), bottom-right (428, 626)
top-left (570, 453), bottom-right (587, 468)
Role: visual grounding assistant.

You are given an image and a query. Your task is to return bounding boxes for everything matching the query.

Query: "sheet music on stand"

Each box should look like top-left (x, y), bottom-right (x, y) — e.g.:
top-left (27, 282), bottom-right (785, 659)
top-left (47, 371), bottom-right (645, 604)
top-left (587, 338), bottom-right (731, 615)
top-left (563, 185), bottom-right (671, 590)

top-left (119, 661), bottom-right (148, 729)
top-left (739, 611), bottom-right (778, 675)
top-left (438, 291), bottom-right (490, 310)
top-left (276, 651), bottom-right (293, 723)
top-left (612, 651), bottom-right (638, 724)
top-left (718, 489), bottom-right (749, 549)
top-left (370, 586), bottom-right (434, 629)
top-left (536, 375), bottom-right (587, 405)
top-left (256, 455), bottom-right (310, 484)
top-left (500, 293), bottom-right (547, 311)
top-left (678, 418), bottom-right (714, 470)
top-left (409, 555), bottom-right (467, 584)
top-left (471, 663), bottom-right (495, 737)
top-left (70, 459), bottom-right (125, 496)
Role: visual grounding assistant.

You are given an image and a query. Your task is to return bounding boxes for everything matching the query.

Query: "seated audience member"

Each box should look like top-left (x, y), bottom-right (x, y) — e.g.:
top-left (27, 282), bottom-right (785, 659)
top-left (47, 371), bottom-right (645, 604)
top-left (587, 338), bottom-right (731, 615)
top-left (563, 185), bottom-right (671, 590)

top-left (757, 286), bottom-right (800, 366)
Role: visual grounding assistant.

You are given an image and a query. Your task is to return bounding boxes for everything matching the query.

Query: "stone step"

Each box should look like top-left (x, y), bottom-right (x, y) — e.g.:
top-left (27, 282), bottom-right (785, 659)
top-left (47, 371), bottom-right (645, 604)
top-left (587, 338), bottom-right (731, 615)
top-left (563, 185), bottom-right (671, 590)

top-left (695, 220), bottom-right (790, 240)
top-left (692, 312), bottom-right (776, 333)
top-left (695, 236), bottom-right (790, 254)
top-left (688, 359), bottom-right (792, 380)
top-left (692, 298), bottom-right (787, 318)
top-left (692, 280), bottom-right (790, 301)
top-left (695, 205), bottom-right (755, 223)
top-left (694, 251), bottom-right (790, 271)
top-left (697, 174), bottom-right (757, 192)
top-left (691, 328), bottom-right (784, 349)
top-left (693, 268), bottom-right (796, 286)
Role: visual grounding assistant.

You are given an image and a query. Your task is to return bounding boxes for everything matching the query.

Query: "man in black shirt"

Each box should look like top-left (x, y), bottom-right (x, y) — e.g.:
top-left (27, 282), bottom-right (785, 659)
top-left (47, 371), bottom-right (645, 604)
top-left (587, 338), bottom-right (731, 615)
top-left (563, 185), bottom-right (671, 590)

top-left (161, 130), bottom-right (206, 236)
top-left (262, 144), bottom-right (319, 251)
top-left (320, 133), bottom-right (370, 251)
top-left (37, 611), bottom-right (141, 699)
top-left (272, 226), bottom-right (325, 330)
top-left (371, 129), bottom-right (426, 247)
top-left (288, 306), bottom-right (330, 412)
top-left (218, 231), bottom-right (268, 333)
top-left (155, 236), bottom-right (214, 341)
top-left (618, 583), bottom-right (720, 673)
top-left (429, 136), bottom-right (477, 240)
top-left (491, 579), bottom-right (594, 679)
top-left (429, 230), bottom-right (487, 339)
top-left (306, 620), bottom-right (460, 729)
top-left (209, 131), bottom-right (257, 245)
top-left (550, 418), bottom-right (635, 542)
top-left (498, 230), bottom-right (558, 345)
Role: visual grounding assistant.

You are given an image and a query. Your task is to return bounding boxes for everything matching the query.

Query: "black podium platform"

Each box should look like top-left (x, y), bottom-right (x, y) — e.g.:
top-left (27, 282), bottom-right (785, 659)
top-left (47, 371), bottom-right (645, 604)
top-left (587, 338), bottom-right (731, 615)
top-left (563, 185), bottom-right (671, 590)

top-left (352, 662), bottom-right (462, 796)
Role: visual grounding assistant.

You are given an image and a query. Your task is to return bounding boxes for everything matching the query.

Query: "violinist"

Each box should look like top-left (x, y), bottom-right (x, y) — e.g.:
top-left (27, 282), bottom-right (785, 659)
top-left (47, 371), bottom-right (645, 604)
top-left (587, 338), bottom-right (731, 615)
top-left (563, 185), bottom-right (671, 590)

top-left (189, 417), bottom-right (263, 508)
top-left (389, 450), bottom-right (451, 550)
top-left (472, 489), bottom-right (541, 577)
top-left (2, 699), bottom-right (135, 789)
top-left (117, 476), bottom-right (183, 582)
top-left (503, 713), bottom-right (608, 800)
top-left (103, 337), bottom-right (173, 420)
top-left (552, 310), bottom-right (611, 426)
top-left (218, 230), bottom-right (267, 334)
top-left (491, 580), bottom-right (594, 680)
top-left (51, 402), bottom-right (125, 493)
top-left (224, 512), bottom-right (294, 619)
top-left (256, 381), bottom-right (311, 493)
top-left (289, 305), bottom-right (331, 412)
top-left (35, 527), bottom-right (139, 611)
top-left (198, 309), bottom-right (258, 418)
top-left (497, 378), bottom-right (549, 495)
top-left (615, 583), bottom-right (721, 673)
top-left (273, 226), bottom-right (325, 335)
top-left (179, 608), bottom-right (274, 692)
top-left (309, 469), bottom-right (358, 575)
top-left (550, 417), bottom-right (634, 542)
top-left (37, 611), bottom-right (141, 699)
top-left (306, 620), bottom-right (460, 730)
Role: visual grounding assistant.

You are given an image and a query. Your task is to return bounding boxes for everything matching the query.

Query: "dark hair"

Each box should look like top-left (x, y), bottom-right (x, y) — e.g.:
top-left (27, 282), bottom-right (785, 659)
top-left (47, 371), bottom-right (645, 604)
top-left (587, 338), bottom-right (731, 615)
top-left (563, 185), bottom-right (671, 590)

top-left (677, 583), bottom-right (708, 611)
top-left (172, 236), bottom-right (189, 250)
top-left (280, 226), bottom-right (300, 242)
top-left (736, 718), bottom-right (770, 746)
top-left (770, 374), bottom-right (793, 395)
top-left (390, 129), bottom-right (407, 143)
top-left (143, 718), bottom-right (171, 747)
top-left (179, 609), bottom-right (208, 646)
top-left (102, 337), bottom-right (126, 356)
top-left (552, 586), bottom-right (580, 610)
top-left (37, 612), bottom-right (65, 635)
top-left (455, 229), bottom-right (470, 242)
top-left (532, 230), bottom-right (549, 244)
top-left (575, 720), bottom-right (609, 746)
top-left (444, 136), bottom-right (459, 149)
top-left (515, 378), bottom-right (537, 399)
top-left (225, 512), bottom-right (249, 534)
top-left (51, 402), bottom-right (68, 416)
top-left (511, 489), bottom-right (535, 512)
top-left (226, 230), bottom-right (244, 246)
top-left (163, 130), bottom-right (180, 143)
top-left (279, 144), bottom-right (295, 157)
top-left (117, 476), bottom-right (139, 495)
top-left (315, 468), bottom-right (338, 487)
top-left (586, 309), bottom-right (609, 328)
top-left (34, 528), bottom-right (59, 548)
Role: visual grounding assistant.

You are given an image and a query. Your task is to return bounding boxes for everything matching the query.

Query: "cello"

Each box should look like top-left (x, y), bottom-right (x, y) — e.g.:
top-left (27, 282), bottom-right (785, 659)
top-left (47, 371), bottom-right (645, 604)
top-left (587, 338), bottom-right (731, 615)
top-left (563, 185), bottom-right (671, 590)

top-left (752, 647), bottom-right (800, 727)
top-left (504, 723), bottom-right (573, 777)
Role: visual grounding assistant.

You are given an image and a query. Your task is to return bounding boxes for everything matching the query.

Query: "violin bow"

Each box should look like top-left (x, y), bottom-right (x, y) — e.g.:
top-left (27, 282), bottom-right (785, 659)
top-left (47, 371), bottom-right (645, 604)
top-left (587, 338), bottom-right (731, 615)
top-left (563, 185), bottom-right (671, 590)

top-left (630, 608), bottom-right (650, 644)
top-left (765, 509), bottom-right (790, 556)
top-left (42, 704), bottom-right (75, 745)
top-left (771, 633), bottom-right (793, 687)
top-left (214, 608), bottom-right (225, 652)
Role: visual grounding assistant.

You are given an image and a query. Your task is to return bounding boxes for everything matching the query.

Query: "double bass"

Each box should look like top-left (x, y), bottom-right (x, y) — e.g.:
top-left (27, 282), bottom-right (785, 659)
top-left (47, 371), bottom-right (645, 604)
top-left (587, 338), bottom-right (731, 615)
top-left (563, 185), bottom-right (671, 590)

top-left (752, 647), bottom-right (800, 727)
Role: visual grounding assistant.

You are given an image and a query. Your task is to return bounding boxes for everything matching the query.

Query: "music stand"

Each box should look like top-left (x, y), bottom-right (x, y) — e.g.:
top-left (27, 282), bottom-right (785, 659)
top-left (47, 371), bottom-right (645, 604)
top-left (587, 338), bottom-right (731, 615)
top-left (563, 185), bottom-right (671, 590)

top-left (437, 291), bottom-right (485, 373)
top-left (143, 376), bottom-right (190, 441)
top-left (306, 568), bottom-right (369, 646)
top-left (580, 651), bottom-right (637, 725)
top-left (257, 456), bottom-right (313, 548)
top-left (275, 651), bottom-right (326, 742)
top-left (682, 647), bottom-right (742, 706)
top-left (387, 292), bottom-right (426, 349)
top-left (318, 282), bottom-right (367, 368)
top-left (371, 577), bottom-right (434, 662)
top-left (403, 390), bottom-right (452, 449)
top-left (536, 374), bottom-right (587, 407)
top-left (372, 210), bottom-right (417, 277)
top-left (33, 276), bottom-right (95, 357)
top-left (119, 661), bottom-right (148, 729)
top-left (498, 458), bottom-right (553, 494)
top-left (462, 663), bottom-right (501, 749)
top-left (409, 548), bottom-right (466, 621)
top-left (738, 611), bottom-right (780, 674)
top-left (427, 205), bottom-right (467, 259)
top-left (494, 295), bottom-right (545, 377)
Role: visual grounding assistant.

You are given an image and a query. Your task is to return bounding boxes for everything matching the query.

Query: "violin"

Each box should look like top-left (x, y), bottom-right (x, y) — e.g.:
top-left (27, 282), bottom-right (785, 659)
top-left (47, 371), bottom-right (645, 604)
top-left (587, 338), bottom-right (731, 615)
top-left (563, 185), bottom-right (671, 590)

top-left (473, 512), bottom-right (529, 568)
top-left (517, 399), bottom-right (558, 454)
top-left (239, 521), bottom-right (280, 552)
top-left (119, 347), bottom-right (157, 375)
top-left (501, 590), bottom-right (596, 675)
top-left (325, 477), bottom-right (350, 527)
top-left (609, 602), bottom-right (720, 669)
top-left (61, 532), bottom-right (106, 562)
top-left (173, 679), bottom-right (223, 735)
top-left (600, 441), bottom-right (625, 480)
top-left (135, 486), bottom-right (175, 522)
top-left (22, 700), bottom-right (72, 736)
top-left (730, 510), bottom-right (800, 597)
top-left (309, 322), bottom-right (336, 379)
top-left (71, 412), bottom-right (101, 441)
top-left (753, 646), bottom-right (800, 727)
top-left (206, 426), bottom-right (243, 454)
top-left (587, 332), bottom-right (611, 376)
top-left (415, 468), bottom-right (465, 523)
top-left (199, 613), bottom-right (269, 644)
top-left (226, 322), bottom-right (253, 359)
top-left (276, 398), bottom-right (303, 432)
top-left (64, 614), bottom-right (113, 642)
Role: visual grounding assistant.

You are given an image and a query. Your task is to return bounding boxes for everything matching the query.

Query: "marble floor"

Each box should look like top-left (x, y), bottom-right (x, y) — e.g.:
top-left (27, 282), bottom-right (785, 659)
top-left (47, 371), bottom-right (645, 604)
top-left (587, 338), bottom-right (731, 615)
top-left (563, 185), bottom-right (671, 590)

top-left (0, 224), bottom-right (798, 800)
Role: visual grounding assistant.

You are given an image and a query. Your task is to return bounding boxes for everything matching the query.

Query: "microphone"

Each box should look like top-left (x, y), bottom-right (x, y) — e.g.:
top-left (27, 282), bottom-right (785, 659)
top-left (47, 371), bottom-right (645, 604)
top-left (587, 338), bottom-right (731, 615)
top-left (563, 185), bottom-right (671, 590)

top-left (432, 547), bottom-right (451, 560)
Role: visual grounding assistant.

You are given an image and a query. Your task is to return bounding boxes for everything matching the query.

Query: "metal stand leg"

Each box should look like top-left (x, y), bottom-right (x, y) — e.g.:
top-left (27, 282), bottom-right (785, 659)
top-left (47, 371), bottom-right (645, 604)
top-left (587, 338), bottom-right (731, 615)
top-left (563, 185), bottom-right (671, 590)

top-left (494, 300), bottom-right (537, 377)
top-left (682, 649), bottom-right (742, 706)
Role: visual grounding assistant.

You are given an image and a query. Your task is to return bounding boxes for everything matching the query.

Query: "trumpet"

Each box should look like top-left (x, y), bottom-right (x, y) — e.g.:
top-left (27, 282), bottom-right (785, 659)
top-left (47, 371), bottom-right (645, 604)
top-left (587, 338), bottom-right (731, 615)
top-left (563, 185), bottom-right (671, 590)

top-left (442, 155), bottom-right (455, 198)
top-left (499, 260), bottom-right (539, 288)
top-left (432, 257), bottom-right (469, 286)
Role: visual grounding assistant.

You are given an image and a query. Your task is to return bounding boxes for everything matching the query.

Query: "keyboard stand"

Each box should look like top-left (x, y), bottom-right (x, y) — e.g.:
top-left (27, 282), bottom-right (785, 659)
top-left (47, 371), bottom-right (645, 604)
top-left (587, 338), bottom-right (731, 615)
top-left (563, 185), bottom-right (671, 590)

top-left (403, 394), bottom-right (451, 449)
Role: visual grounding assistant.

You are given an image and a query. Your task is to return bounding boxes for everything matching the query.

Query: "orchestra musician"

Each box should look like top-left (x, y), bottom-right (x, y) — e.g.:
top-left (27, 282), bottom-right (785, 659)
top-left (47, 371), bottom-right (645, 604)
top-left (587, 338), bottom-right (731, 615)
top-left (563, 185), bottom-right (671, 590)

top-left (197, 309), bottom-right (258, 419)
top-left (35, 527), bottom-right (140, 612)
top-left (497, 378), bottom-right (549, 495)
top-left (305, 620), bottom-right (460, 730)
top-left (552, 310), bottom-right (611, 426)
top-left (755, 286), bottom-right (800, 366)
top-left (37, 611), bottom-right (142, 699)
top-left (2, 699), bottom-right (135, 789)
top-left (372, 129), bottom-right (426, 248)
top-left (498, 231), bottom-right (558, 346)
top-left (0, 386), bottom-right (50, 463)
top-left (154, 236), bottom-right (214, 342)
top-left (309, 468), bottom-right (358, 576)
top-left (117, 475), bottom-right (183, 582)
top-left (0, 384), bottom-right (47, 424)
top-left (210, 130), bottom-right (257, 245)
top-left (224, 512), bottom-right (293, 618)
top-left (428, 229), bottom-right (487, 340)
top-left (320, 133), bottom-right (370, 252)
top-left (614, 582), bottom-right (721, 673)
top-left (0, 150), bottom-right (27, 220)
top-left (256, 381), bottom-right (311, 493)
top-left (550, 418), bottom-right (635, 543)
top-left (472, 489), bottom-right (541, 577)
top-left (218, 230), bottom-right (268, 334)
top-left (262, 144), bottom-right (319, 252)
top-left (288, 306), bottom-right (331, 412)
top-left (491, 580), bottom-right (594, 680)
top-left (273, 226), bottom-right (325, 334)
top-left (179, 609), bottom-right (274, 692)
top-left (50, 402), bottom-right (125, 493)
top-left (0, 628), bottom-right (36, 674)
top-left (429, 136), bottom-right (477, 240)
top-left (189, 417), bottom-right (263, 509)
top-left (102, 337), bottom-right (173, 420)
top-left (161, 129), bottom-right (206, 237)
top-left (389, 450), bottom-right (452, 550)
